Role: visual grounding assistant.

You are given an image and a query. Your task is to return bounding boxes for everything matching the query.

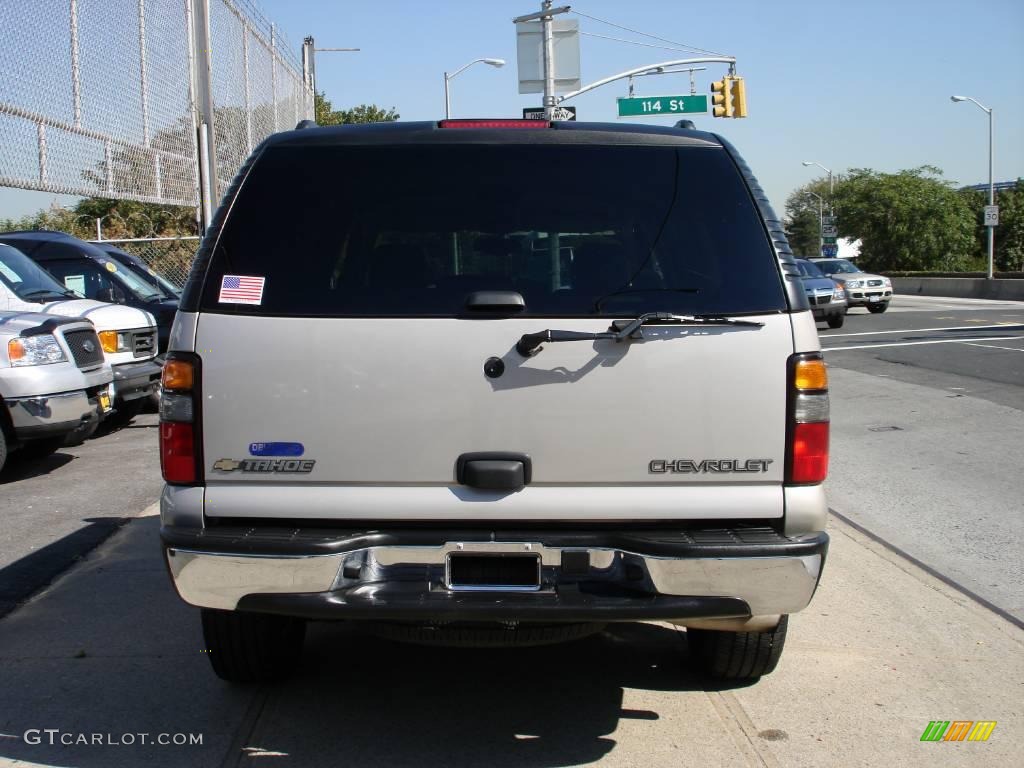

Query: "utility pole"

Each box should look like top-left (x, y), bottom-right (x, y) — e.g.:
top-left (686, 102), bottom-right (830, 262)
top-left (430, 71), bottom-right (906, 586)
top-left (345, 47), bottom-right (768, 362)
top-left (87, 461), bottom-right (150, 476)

top-left (988, 106), bottom-right (994, 279)
top-left (809, 192), bottom-right (824, 258)
top-left (950, 95), bottom-right (996, 279)
top-left (302, 37), bottom-right (316, 95)
top-left (513, 2), bottom-right (571, 120)
top-left (189, 0), bottom-right (217, 232)
top-left (541, 1), bottom-right (556, 119)
top-left (304, 42), bottom-right (361, 121)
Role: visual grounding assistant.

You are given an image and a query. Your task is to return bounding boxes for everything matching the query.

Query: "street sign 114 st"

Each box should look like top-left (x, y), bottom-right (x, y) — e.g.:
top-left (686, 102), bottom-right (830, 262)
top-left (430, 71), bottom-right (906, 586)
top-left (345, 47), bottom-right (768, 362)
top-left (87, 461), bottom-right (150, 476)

top-left (617, 95), bottom-right (708, 117)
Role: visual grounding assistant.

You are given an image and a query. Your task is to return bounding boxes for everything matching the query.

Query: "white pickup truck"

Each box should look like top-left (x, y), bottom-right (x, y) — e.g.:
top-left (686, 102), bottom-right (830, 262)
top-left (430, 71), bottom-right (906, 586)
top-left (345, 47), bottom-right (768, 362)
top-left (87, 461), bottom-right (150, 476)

top-left (0, 310), bottom-right (114, 472)
top-left (0, 242), bottom-right (160, 422)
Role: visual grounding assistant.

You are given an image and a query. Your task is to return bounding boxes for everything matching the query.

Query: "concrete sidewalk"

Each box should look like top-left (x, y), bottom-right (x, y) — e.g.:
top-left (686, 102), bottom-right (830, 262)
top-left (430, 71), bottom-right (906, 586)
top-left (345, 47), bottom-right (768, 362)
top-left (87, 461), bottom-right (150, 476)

top-left (0, 510), bottom-right (1021, 768)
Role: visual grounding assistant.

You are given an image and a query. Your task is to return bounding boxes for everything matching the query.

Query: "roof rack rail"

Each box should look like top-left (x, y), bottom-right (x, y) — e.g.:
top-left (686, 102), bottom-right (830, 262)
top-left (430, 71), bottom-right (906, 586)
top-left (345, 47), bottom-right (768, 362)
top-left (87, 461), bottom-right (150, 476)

top-left (295, 119), bottom-right (317, 130)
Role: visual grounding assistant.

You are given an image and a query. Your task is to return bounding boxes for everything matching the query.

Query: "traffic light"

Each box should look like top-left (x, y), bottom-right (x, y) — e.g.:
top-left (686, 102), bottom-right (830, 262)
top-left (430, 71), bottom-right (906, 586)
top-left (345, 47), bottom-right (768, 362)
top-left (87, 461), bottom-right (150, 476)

top-left (730, 76), bottom-right (747, 118)
top-left (711, 76), bottom-right (734, 118)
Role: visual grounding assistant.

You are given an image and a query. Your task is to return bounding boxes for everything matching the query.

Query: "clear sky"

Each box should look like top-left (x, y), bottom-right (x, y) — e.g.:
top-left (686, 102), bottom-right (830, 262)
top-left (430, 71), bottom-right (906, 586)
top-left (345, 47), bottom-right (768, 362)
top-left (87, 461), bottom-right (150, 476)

top-left (3, 0), bottom-right (1022, 219)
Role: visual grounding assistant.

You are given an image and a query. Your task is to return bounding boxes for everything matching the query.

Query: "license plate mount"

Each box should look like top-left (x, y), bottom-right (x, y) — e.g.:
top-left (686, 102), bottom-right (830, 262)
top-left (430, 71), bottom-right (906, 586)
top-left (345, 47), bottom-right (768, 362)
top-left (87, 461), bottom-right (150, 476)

top-left (446, 552), bottom-right (542, 592)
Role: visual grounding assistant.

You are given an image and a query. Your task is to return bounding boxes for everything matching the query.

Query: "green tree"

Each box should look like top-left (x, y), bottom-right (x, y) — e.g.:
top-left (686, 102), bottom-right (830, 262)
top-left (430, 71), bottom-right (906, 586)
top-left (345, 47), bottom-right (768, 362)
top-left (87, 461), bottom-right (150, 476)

top-left (960, 180), bottom-right (1024, 272)
top-left (832, 166), bottom-right (976, 272)
top-left (784, 178), bottom-right (833, 257)
top-left (1, 203), bottom-right (78, 235)
top-left (314, 92), bottom-right (399, 125)
top-left (71, 198), bottom-right (196, 239)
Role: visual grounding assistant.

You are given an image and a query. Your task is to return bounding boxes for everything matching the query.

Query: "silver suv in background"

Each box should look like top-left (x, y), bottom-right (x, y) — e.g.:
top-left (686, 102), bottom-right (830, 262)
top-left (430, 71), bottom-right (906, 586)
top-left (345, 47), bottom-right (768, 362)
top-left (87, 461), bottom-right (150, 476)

top-left (160, 119), bottom-right (831, 684)
top-left (795, 259), bottom-right (847, 328)
top-left (0, 311), bottom-right (114, 472)
top-left (811, 258), bottom-right (893, 313)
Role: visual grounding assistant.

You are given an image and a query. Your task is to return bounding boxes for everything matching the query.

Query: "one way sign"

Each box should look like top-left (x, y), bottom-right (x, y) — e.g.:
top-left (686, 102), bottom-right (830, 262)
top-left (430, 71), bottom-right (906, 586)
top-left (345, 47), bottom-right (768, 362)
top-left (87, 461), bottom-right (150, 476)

top-left (523, 106), bottom-right (577, 121)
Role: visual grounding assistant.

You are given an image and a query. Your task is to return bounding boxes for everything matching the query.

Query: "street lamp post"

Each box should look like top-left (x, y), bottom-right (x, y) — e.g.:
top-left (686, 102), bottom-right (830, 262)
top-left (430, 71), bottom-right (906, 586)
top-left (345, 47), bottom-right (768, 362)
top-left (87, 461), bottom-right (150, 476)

top-left (802, 160), bottom-right (833, 213)
top-left (808, 191), bottom-right (824, 258)
top-left (951, 95), bottom-right (995, 279)
top-left (302, 37), bottom-right (360, 102)
top-left (444, 58), bottom-right (506, 118)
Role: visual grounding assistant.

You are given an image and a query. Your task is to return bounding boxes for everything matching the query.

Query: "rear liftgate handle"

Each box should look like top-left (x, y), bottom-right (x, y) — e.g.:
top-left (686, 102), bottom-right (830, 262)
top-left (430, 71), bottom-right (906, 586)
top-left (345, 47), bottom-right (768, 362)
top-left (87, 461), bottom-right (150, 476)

top-left (456, 452), bottom-right (532, 491)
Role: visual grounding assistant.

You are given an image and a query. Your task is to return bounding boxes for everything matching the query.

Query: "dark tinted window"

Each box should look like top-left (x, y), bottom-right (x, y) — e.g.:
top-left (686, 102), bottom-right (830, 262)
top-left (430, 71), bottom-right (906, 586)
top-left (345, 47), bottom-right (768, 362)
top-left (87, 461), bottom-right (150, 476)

top-left (796, 260), bottom-right (825, 278)
top-left (815, 259), bottom-right (859, 274)
top-left (0, 243), bottom-right (72, 300)
top-left (200, 144), bottom-right (785, 316)
top-left (106, 251), bottom-right (181, 297)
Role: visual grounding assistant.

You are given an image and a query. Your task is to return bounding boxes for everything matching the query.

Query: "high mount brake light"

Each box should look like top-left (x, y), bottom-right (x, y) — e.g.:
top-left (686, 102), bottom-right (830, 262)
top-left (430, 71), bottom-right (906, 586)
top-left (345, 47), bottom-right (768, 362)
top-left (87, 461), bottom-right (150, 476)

top-left (786, 353), bottom-right (830, 485)
top-left (438, 119), bottom-right (550, 129)
top-left (159, 353), bottom-right (202, 485)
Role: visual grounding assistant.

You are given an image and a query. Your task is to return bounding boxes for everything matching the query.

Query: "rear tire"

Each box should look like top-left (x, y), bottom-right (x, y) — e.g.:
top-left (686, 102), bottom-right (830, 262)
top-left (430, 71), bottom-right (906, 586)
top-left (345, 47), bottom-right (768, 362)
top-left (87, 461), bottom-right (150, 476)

top-left (687, 615), bottom-right (788, 680)
top-left (201, 609), bottom-right (306, 683)
top-left (826, 313), bottom-right (845, 329)
top-left (867, 302), bottom-right (888, 314)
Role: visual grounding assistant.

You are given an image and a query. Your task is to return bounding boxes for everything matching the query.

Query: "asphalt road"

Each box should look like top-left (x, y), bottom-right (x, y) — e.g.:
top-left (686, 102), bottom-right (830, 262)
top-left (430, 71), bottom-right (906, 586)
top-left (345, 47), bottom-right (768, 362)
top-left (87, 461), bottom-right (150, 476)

top-left (0, 413), bottom-right (163, 617)
top-left (820, 294), bottom-right (1024, 623)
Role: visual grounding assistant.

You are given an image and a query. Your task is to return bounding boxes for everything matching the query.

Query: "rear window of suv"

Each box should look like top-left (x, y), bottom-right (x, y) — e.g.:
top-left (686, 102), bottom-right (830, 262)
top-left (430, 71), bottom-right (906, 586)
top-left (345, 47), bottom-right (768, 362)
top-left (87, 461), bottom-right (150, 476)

top-left (199, 142), bottom-right (786, 317)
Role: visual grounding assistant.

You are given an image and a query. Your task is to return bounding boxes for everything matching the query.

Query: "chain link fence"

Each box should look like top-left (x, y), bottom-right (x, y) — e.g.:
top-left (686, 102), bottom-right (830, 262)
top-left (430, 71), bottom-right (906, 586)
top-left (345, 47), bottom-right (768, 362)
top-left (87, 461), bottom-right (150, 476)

top-left (0, 0), bottom-right (312, 210)
top-left (93, 236), bottom-right (201, 289)
top-left (53, 212), bottom-right (202, 288)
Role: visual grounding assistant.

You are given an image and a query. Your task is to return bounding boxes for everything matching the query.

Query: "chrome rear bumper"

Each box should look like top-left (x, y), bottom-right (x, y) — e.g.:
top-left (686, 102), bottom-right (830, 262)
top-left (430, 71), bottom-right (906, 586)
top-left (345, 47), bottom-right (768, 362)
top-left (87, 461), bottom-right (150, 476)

top-left (162, 525), bottom-right (828, 622)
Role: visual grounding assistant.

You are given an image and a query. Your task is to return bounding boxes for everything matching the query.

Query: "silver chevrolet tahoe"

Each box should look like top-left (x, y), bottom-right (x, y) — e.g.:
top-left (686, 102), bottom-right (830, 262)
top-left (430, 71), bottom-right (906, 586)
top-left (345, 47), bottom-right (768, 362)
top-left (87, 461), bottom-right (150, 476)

top-left (0, 311), bottom-right (114, 472)
top-left (160, 119), bottom-right (831, 683)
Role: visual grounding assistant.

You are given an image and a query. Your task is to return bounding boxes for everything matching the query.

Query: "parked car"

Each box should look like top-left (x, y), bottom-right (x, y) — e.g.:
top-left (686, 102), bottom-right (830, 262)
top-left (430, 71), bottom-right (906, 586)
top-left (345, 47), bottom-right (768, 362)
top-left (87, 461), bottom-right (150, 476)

top-left (160, 118), bottom-right (830, 684)
top-left (101, 244), bottom-right (182, 295)
top-left (794, 259), bottom-right (847, 328)
top-left (0, 310), bottom-right (114, 471)
top-left (0, 243), bottom-right (160, 420)
top-left (810, 258), bottom-right (893, 313)
top-left (0, 231), bottom-right (179, 352)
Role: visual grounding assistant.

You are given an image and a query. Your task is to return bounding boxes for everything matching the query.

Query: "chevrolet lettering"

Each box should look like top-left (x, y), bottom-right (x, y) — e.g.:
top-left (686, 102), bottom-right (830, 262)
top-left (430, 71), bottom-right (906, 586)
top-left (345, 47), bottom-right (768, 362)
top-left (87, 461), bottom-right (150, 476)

top-left (649, 459), bottom-right (774, 474)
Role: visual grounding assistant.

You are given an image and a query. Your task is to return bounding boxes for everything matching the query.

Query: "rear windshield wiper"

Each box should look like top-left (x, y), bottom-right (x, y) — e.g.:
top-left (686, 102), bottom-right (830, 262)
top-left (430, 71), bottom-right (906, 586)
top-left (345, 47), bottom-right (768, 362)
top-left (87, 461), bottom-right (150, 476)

top-left (516, 312), bottom-right (764, 357)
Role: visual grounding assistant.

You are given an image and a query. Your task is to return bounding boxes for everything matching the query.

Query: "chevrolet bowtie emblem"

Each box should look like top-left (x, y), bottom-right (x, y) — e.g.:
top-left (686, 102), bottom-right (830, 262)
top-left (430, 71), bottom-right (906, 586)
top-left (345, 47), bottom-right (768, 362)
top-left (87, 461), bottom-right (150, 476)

top-left (212, 458), bottom-right (241, 472)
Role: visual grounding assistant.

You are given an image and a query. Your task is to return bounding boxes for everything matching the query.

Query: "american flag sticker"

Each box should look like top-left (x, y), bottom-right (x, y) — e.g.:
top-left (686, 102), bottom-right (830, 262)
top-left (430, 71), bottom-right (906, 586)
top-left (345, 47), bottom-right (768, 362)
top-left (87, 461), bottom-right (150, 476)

top-left (218, 275), bottom-right (265, 305)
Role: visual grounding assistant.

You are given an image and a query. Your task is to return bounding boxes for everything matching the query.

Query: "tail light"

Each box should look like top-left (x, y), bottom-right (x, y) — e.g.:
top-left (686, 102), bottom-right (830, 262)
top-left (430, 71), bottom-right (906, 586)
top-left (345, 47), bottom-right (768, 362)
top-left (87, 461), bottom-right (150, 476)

top-left (159, 352), bottom-right (202, 484)
top-left (438, 119), bottom-right (550, 129)
top-left (786, 353), bottom-right (829, 484)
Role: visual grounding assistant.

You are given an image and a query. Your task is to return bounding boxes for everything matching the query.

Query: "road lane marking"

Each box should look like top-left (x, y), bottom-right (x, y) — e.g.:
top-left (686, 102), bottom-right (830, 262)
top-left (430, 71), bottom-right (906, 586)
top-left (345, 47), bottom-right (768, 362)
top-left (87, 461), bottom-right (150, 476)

top-left (957, 341), bottom-right (1024, 353)
top-left (825, 323), bottom-right (1023, 338)
top-left (823, 336), bottom-right (1021, 352)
